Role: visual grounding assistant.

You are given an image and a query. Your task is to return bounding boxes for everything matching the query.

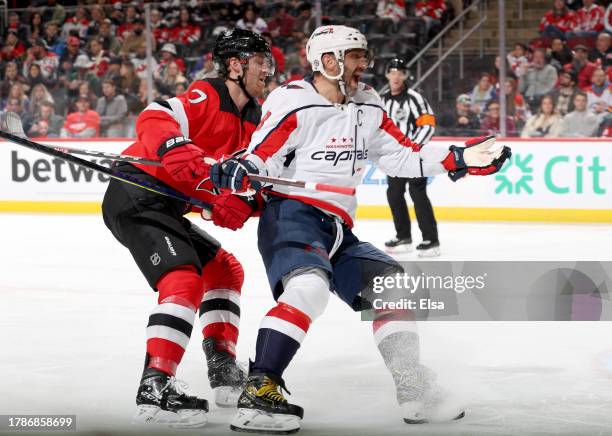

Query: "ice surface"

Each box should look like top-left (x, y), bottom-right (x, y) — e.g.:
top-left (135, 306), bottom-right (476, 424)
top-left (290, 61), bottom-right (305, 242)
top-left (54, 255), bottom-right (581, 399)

top-left (1, 214), bottom-right (612, 435)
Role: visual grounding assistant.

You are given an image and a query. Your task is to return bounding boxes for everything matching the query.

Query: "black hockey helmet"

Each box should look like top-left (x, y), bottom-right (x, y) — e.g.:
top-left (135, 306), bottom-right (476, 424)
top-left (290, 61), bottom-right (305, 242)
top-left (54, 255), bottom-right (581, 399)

top-left (213, 28), bottom-right (274, 78)
top-left (385, 57), bottom-right (408, 74)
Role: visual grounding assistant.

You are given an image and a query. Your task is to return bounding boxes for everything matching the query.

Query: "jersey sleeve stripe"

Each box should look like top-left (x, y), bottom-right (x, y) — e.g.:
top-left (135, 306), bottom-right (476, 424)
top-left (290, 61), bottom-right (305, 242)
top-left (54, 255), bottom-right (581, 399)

top-left (252, 112), bottom-right (298, 160)
top-left (167, 97), bottom-right (190, 139)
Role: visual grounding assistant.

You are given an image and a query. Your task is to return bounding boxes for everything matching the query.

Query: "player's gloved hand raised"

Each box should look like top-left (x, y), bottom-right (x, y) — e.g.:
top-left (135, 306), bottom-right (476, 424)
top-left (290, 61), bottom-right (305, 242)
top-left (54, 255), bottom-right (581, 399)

top-left (160, 141), bottom-right (210, 182)
top-left (204, 193), bottom-right (255, 231)
top-left (444, 136), bottom-right (512, 181)
top-left (210, 157), bottom-right (263, 193)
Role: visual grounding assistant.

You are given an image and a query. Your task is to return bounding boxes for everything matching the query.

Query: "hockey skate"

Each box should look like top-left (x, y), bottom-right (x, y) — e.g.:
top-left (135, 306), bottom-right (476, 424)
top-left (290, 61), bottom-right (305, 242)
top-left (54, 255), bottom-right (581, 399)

top-left (393, 365), bottom-right (464, 424)
top-left (133, 368), bottom-right (209, 429)
top-left (416, 240), bottom-right (440, 257)
top-left (230, 373), bottom-right (303, 434)
top-left (384, 237), bottom-right (412, 253)
top-left (203, 337), bottom-right (248, 407)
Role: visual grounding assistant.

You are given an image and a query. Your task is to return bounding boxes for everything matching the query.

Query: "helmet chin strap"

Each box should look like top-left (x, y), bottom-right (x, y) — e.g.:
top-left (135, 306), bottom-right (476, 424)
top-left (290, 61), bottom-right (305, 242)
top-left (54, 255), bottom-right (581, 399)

top-left (320, 52), bottom-right (349, 97)
top-left (228, 63), bottom-right (254, 101)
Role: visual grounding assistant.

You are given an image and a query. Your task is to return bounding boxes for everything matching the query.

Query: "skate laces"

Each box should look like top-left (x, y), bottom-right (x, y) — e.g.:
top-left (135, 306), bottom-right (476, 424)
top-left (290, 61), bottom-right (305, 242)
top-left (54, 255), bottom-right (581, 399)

top-left (257, 377), bottom-right (287, 403)
top-left (161, 376), bottom-right (190, 396)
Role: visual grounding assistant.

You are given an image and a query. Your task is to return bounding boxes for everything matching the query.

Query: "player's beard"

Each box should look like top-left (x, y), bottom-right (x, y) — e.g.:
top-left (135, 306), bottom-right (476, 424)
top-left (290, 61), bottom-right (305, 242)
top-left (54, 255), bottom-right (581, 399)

top-left (342, 67), bottom-right (361, 97)
top-left (244, 71), bottom-right (266, 99)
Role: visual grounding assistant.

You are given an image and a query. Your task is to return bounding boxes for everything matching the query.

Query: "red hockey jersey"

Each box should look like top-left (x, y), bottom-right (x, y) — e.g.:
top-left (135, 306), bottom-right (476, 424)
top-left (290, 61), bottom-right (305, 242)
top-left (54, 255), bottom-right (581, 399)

top-left (123, 78), bottom-right (261, 205)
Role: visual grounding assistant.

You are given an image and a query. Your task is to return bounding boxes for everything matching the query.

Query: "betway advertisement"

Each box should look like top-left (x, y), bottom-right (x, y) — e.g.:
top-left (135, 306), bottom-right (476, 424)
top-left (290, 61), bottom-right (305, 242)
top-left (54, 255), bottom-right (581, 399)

top-left (0, 139), bottom-right (610, 218)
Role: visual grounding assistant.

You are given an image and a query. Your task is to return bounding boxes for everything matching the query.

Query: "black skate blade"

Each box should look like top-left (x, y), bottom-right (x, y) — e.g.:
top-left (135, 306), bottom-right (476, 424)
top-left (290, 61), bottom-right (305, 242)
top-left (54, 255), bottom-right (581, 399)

top-left (230, 424), bottom-right (300, 434)
top-left (403, 410), bottom-right (465, 424)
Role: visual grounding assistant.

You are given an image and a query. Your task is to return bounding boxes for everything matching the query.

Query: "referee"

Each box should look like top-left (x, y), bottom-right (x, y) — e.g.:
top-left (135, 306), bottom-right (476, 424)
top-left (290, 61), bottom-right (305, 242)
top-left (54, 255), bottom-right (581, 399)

top-left (380, 58), bottom-right (440, 257)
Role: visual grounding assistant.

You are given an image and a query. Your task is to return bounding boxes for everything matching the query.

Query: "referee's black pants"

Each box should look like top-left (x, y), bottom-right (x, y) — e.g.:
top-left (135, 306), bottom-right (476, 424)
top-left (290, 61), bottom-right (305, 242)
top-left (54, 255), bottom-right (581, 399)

top-left (386, 176), bottom-right (438, 243)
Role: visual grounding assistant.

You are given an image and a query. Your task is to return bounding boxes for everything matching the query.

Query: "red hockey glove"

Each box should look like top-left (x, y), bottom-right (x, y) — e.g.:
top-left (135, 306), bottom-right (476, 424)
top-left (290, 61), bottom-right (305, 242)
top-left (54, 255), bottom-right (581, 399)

top-left (207, 193), bottom-right (256, 231)
top-left (442, 135), bottom-right (512, 181)
top-left (159, 137), bottom-right (210, 182)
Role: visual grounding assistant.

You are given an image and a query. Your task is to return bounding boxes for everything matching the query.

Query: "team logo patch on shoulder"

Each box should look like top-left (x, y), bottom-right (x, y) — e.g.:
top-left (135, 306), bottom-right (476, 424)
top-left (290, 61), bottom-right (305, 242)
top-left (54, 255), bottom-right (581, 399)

top-left (189, 89), bottom-right (207, 103)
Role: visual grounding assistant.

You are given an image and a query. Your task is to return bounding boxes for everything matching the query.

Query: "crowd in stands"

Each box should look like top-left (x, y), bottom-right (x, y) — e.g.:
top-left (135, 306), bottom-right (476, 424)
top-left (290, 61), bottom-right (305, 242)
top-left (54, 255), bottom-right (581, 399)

top-left (0, 0), bottom-right (460, 138)
top-left (441, 0), bottom-right (612, 137)
top-left (2, 0), bottom-right (609, 139)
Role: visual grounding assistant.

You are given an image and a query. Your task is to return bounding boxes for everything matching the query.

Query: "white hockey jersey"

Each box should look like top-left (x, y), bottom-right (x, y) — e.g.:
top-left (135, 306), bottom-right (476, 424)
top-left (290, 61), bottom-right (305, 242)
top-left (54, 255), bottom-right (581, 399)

top-left (245, 78), bottom-right (452, 227)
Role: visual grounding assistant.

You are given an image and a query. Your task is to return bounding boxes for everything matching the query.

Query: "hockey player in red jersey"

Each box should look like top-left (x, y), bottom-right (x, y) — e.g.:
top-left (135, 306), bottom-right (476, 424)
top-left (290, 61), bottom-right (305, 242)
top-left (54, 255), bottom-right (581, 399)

top-left (211, 25), bottom-right (510, 433)
top-left (101, 28), bottom-right (274, 427)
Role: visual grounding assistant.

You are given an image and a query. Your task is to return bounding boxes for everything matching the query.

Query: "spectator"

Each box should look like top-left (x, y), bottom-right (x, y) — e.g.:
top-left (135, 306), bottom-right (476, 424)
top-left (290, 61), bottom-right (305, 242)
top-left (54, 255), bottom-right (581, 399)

top-left (470, 73), bottom-right (496, 114)
top-left (480, 99), bottom-right (517, 136)
top-left (376, 0), bottom-right (407, 23)
top-left (96, 79), bottom-right (128, 137)
top-left (157, 61), bottom-right (188, 98)
top-left (415, 0), bottom-right (446, 38)
top-left (103, 58), bottom-right (122, 87)
top-left (40, 0), bottom-right (66, 26)
top-left (170, 7), bottom-right (202, 46)
top-left (597, 110), bottom-right (612, 136)
top-left (61, 96), bottom-right (100, 138)
top-left (97, 19), bottom-right (122, 56)
top-left (228, 0), bottom-right (247, 22)
top-left (549, 38), bottom-right (574, 70)
top-left (27, 101), bottom-right (64, 138)
top-left (237, 5), bottom-right (269, 34)
top-left (157, 43), bottom-right (185, 75)
top-left (550, 69), bottom-right (579, 115)
top-left (118, 60), bottom-right (141, 99)
top-left (569, 0), bottom-right (605, 38)
top-left (588, 33), bottom-right (612, 69)
top-left (89, 39), bottom-right (110, 78)
top-left (27, 12), bottom-right (44, 46)
top-left (72, 81), bottom-right (98, 110)
top-left (507, 43), bottom-right (529, 77)
top-left (131, 43), bottom-right (159, 80)
top-left (130, 79), bottom-right (158, 116)
top-left (438, 93), bottom-right (481, 136)
top-left (120, 19), bottom-right (147, 57)
top-left (7, 12), bottom-right (29, 42)
top-left (25, 63), bottom-right (47, 90)
top-left (539, 0), bottom-right (576, 40)
top-left (518, 48), bottom-right (558, 112)
top-left (87, 6), bottom-right (107, 39)
top-left (1, 62), bottom-right (27, 101)
top-left (267, 4), bottom-right (295, 39)
top-left (28, 83), bottom-right (55, 119)
top-left (2, 98), bottom-right (27, 125)
top-left (559, 91), bottom-right (600, 136)
top-left (5, 83), bottom-right (29, 113)
top-left (605, 4), bottom-right (612, 34)
top-left (59, 36), bottom-right (84, 75)
top-left (570, 44), bottom-right (599, 88)
top-left (504, 77), bottom-right (530, 129)
top-left (1, 30), bottom-right (26, 63)
top-left (585, 67), bottom-right (611, 117)
top-left (62, 7), bottom-right (89, 40)
top-left (22, 39), bottom-right (59, 82)
top-left (150, 9), bottom-right (171, 46)
top-left (192, 53), bottom-right (218, 80)
top-left (117, 5), bottom-right (140, 41)
top-left (293, 2), bottom-right (317, 37)
top-left (521, 95), bottom-right (563, 138)
top-left (42, 20), bottom-right (62, 55)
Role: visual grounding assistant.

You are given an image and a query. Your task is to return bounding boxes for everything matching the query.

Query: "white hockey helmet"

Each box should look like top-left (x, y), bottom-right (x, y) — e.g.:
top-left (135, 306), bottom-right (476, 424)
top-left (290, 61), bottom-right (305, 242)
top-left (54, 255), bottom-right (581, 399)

top-left (306, 25), bottom-right (368, 88)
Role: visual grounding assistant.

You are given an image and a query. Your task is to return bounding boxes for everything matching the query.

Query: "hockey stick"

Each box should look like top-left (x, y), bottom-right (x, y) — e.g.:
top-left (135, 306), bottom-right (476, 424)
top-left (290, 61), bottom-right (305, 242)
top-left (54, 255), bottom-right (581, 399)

top-left (0, 129), bottom-right (212, 211)
top-left (2, 112), bottom-right (356, 196)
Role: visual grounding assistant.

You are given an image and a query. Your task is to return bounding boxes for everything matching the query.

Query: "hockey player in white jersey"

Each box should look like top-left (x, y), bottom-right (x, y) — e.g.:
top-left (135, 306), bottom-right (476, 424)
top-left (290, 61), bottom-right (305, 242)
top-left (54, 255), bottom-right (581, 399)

top-left (211, 25), bottom-right (511, 433)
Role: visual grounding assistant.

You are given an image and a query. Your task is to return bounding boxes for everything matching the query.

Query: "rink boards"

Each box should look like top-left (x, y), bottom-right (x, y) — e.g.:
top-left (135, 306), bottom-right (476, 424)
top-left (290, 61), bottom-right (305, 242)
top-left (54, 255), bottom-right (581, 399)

top-left (0, 138), bottom-right (611, 222)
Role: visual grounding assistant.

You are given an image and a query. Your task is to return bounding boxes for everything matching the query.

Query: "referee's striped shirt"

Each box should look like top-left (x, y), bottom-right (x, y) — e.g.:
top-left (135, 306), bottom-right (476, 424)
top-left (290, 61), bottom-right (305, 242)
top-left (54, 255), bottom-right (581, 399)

top-left (380, 86), bottom-right (436, 146)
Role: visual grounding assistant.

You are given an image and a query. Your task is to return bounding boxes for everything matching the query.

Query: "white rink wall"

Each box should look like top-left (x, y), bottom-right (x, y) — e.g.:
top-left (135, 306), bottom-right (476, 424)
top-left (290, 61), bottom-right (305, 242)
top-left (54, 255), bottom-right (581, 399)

top-left (1, 138), bottom-right (611, 222)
